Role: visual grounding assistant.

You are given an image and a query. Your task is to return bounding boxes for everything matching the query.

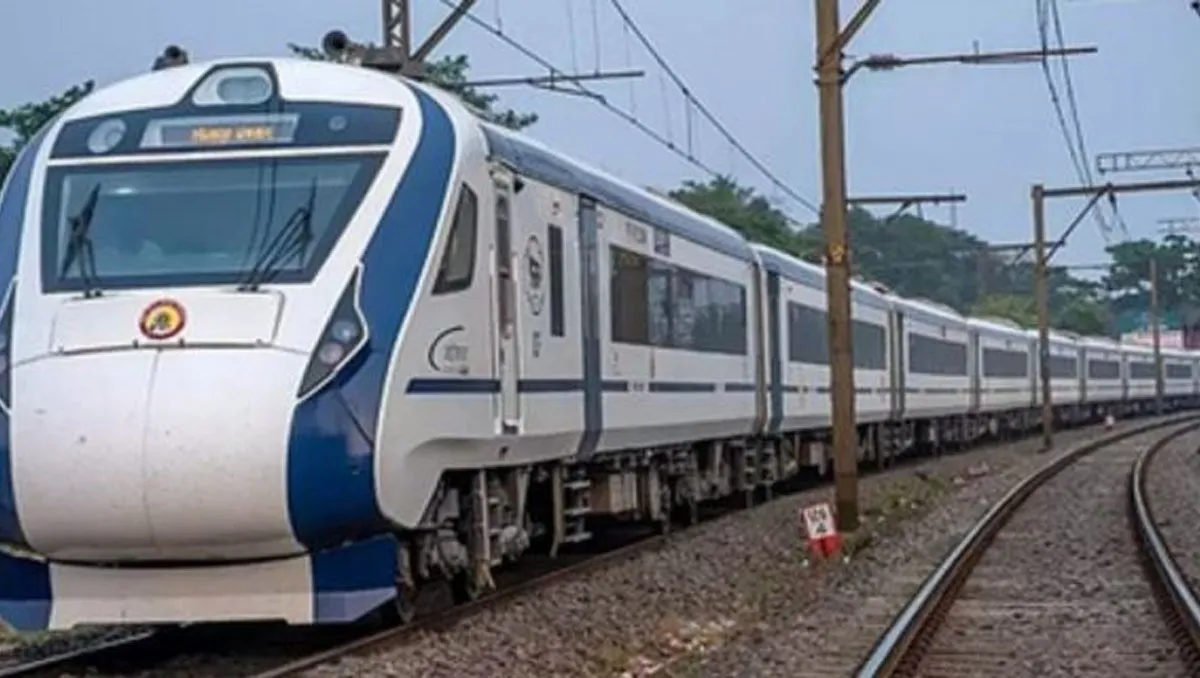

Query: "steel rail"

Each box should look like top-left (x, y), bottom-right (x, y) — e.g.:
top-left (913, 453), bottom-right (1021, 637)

top-left (0, 630), bottom-right (160, 677)
top-left (1130, 425), bottom-right (1200, 665)
top-left (242, 534), bottom-right (667, 678)
top-left (854, 414), bottom-right (1200, 677)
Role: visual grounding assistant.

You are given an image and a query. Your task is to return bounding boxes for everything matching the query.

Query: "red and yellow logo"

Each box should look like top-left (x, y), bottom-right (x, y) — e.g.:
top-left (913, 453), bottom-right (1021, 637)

top-left (138, 299), bottom-right (186, 341)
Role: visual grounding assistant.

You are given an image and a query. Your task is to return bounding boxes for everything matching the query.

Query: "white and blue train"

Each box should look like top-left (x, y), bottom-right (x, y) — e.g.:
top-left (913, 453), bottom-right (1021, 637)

top-left (0, 40), bottom-right (1193, 631)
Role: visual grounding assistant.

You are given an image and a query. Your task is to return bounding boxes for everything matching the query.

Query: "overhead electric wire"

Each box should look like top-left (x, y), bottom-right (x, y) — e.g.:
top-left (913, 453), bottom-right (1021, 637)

top-left (606, 0), bottom-right (817, 216)
top-left (438, 0), bottom-right (821, 218)
top-left (1048, 0), bottom-right (1129, 238)
top-left (1035, 0), bottom-right (1118, 241)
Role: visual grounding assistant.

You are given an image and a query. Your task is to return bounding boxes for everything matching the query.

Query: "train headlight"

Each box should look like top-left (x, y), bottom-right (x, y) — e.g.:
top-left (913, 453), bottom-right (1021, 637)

top-left (192, 66), bottom-right (274, 107)
top-left (87, 119), bottom-right (126, 155)
top-left (329, 319), bottom-right (360, 344)
top-left (316, 342), bottom-right (346, 366)
top-left (297, 270), bottom-right (367, 399)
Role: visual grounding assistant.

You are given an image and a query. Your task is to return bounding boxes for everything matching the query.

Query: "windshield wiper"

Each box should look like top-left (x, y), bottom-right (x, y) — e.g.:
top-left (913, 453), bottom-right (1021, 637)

top-left (59, 183), bottom-right (103, 298)
top-left (238, 178), bottom-right (317, 292)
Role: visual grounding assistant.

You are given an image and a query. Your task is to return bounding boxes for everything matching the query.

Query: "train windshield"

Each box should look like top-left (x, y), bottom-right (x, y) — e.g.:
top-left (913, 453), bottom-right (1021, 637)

top-left (40, 153), bottom-right (384, 292)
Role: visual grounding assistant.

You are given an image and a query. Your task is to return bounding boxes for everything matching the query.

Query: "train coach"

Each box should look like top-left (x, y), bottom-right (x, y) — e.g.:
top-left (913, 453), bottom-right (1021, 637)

top-left (1081, 335), bottom-right (1124, 413)
top-left (0, 45), bottom-right (1194, 633)
top-left (1160, 347), bottom-right (1195, 406)
top-left (1124, 343), bottom-right (1160, 405)
top-left (753, 244), bottom-right (894, 471)
top-left (967, 316), bottom-right (1036, 434)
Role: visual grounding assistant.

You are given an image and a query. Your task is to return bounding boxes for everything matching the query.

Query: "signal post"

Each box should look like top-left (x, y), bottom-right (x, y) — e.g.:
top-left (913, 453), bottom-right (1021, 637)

top-left (1031, 177), bottom-right (1200, 449)
top-left (814, 0), bottom-right (1095, 531)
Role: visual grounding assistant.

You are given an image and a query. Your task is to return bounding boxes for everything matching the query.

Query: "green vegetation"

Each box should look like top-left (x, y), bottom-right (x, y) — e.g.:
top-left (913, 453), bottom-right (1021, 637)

top-left (0, 51), bottom-right (1181, 338)
top-left (0, 82), bottom-right (93, 179)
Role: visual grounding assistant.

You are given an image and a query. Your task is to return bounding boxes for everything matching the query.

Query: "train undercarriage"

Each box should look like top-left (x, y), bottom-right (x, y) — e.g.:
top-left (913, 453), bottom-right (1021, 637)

top-left (384, 396), bottom-right (1195, 623)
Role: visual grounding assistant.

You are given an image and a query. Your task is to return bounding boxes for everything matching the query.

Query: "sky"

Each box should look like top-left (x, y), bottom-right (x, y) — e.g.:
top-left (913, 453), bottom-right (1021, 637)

top-left (2, 0), bottom-right (1197, 274)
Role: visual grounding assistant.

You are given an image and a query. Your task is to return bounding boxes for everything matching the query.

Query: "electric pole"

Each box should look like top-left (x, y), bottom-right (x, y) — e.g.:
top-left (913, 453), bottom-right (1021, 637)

top-left (1031, 176), bottom-right (1200, 448)
top-left (1032, 184), bottom-right (1051, 450)
top-left (848, 193), bottom-right (967, 222)
top-left (376, 0), bottom-right (474, 76)
top-left (815, 0), bottom-right (859, 532)
top-left (814, 0), bottom-right (1095, 531)
top-left (1150, 255), bottom-right (1164, 415)
top-left (341, 2), bottom-right (642, 89)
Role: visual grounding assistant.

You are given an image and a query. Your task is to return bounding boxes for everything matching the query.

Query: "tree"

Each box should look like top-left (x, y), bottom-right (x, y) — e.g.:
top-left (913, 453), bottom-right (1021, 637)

top-left (1104, 234), bottom-right (1200, 333)
top-left (0, 82), bottom-right (94, 181)
top-left (667, 176), bottom-right (804, 253)
top-left (972, 294), bottom-right (1036, 327)
top-left (287, 45), bottom-right (536, 130)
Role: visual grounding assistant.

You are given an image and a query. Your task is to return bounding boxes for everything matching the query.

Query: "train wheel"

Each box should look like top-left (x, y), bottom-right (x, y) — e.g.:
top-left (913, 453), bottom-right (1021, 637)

top-left (654, 476), bottom-right (673, 535)
top-left (390, 584), bottom-right (418, 625)
top-left (385, 542), bottom-right (418, 625)
top-left (450, 570), bottom-right (483, 604)
top-left (739, 488), bottom-right (755, 510)
top-left (675, 487), bottom-right (699, 527)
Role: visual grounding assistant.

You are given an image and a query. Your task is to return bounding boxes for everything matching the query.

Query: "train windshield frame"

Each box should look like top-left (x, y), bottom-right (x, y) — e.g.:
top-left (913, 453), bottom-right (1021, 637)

top-left (39, 152), bottom-right (385, 293)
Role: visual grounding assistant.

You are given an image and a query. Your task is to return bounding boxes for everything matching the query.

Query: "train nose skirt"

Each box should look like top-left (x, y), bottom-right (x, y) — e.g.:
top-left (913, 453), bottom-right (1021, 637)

top-left (0, 535), bottom-right (397, 631)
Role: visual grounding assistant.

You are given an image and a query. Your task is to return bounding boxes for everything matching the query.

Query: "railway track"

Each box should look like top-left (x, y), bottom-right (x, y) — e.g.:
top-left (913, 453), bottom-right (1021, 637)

top-left (0, 529), bottom-right (671, 678)
top-left (0, 417), bottom-right (1164, 678)
top-left (856, 414), bottom-right (1200, 677)
top-left (0, 630), bottom-right (158, 677)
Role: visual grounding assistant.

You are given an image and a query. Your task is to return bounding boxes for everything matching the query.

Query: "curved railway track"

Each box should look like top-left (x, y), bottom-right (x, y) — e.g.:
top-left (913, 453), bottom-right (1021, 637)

top-left (856, 414), bottom-right (1200, 677)
top-left (0, 416), bottom-right (1177, 678)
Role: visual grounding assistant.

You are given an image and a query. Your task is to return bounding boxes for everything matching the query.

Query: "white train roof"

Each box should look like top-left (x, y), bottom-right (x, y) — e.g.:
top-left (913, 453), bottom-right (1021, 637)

top-left (481, 122), bottom-right (754, 262)
top-left (967, 316), bottom-right (1030, 336)
top-left (60, 57), bottom-right (411, 123)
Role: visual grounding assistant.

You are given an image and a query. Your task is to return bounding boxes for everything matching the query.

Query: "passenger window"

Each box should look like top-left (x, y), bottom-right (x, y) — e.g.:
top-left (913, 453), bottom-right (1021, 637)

top-left (548, 225), bottom-right (565, 337)
top-left (432, 184), bottom-right (478, 295)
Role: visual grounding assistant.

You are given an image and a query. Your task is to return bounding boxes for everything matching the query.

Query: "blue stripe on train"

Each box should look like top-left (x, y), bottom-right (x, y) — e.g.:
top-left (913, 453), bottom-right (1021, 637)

top-left (405, 378), bottom-right (761, 394)
top-left (286, 86), bottom-right (457, 550)
top-left (0, 128), bottom-right (48, 547)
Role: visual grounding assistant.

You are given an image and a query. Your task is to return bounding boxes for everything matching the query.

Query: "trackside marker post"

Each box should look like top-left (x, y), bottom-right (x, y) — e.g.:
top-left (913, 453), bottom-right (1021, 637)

top-left (802, 502), bottom-right (843, 560)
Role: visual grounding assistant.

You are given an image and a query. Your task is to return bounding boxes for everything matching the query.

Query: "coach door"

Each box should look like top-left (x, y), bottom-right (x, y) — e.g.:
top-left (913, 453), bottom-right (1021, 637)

top-left (889, 311), bottom-right (906, 418)
top-left (493, 174), bottom-right (521, 434)
top-left (968, 330), bottom-right (981, 412)
top-left (576, 197), bottom-right (603, 458)
top-left (766, 272), bottom-right (783, 434)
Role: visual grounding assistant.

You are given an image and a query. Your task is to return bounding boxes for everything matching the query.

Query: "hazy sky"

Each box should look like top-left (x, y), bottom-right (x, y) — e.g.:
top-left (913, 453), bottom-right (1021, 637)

top-left (3, 1), bottom-right (1197, 272)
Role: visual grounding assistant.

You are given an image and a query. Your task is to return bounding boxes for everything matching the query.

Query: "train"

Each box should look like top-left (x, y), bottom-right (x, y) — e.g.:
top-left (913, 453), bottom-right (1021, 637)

top-left (0, 38), bottom-right (1193, 632)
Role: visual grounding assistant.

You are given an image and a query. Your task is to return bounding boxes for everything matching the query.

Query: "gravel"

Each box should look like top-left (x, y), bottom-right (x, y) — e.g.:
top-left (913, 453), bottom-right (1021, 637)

top-left (0, 419), bottom-right (1168, 678)
top-left (908, 424), bottom-right (1192, 677)
top-left (296, 421), bottom-right (1157, 678)
top-left (0, 627), bottom-right (150, 672)
top-left (1144, 427), bottom-right (1200, 610)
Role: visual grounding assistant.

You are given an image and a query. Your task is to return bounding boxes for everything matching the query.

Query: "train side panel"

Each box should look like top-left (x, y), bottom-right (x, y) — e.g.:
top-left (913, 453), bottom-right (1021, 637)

top-left (1031, 331), bottom-right (1083, 407)
top-left (598, 207), bottom-right (760, 452)
top-left (752, 245), bottom-right (892, 433)
top-left (1123, 344), bottom-right (1157, 402)
top-left (1080, 338), bottom-right (1123, 404)
top-left (968, 318), bottom-right (1034, 413)
top-left (1162, 348), bottom-right (1194, 398)
top-left (895, 298), bottom-right (971, 419)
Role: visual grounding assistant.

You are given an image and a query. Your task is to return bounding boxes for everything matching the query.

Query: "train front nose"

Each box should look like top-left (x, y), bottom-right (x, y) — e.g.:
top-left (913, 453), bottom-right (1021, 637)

top-left (9, 348), bottom-right (309, 562)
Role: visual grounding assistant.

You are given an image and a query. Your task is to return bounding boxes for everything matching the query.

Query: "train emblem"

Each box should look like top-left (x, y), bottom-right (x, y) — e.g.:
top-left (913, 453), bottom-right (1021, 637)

top-left (138, 299), bottom-right (187, 340)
